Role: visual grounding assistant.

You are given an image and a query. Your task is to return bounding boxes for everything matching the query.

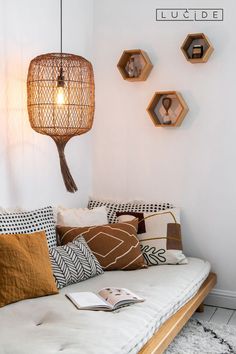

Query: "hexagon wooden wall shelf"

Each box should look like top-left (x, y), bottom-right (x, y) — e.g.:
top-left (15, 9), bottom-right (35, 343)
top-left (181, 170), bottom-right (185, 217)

top-left (181, 33), bottom-right (214, 63)
top-left (147, 91), bottom-right (189, 127)
top-left (117, 49), bottom-right (153, 82)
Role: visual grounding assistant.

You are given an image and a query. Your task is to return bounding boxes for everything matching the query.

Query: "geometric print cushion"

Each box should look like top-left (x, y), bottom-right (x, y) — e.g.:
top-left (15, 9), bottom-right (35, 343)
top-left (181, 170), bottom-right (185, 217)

top-left (117, 208), bottom-right (188, 267)
top-left (88, 199), bottom-right (173, 224)
top-left (49, 236), bottom-right (104, 289)
top-left (0, 206), bottom-right (57, 249)
top-left (57, 219), bottom-right (147, 271)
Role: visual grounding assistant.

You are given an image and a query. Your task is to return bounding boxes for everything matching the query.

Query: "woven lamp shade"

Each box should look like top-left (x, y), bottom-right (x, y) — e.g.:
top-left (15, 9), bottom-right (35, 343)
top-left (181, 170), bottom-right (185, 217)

top-left (27, 53), bottom-right (95, 193)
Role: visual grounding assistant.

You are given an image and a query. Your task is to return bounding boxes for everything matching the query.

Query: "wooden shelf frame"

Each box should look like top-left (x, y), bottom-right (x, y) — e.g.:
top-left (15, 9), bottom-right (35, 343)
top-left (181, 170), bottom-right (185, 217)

top-left (181, 33), bottom-right (214, 63)
top-left (139, 272), bottom-right (217, 354)
top-left (147, 91), bottom-right (189, 127)
top-left (117, 49), bottom-right (153, 82)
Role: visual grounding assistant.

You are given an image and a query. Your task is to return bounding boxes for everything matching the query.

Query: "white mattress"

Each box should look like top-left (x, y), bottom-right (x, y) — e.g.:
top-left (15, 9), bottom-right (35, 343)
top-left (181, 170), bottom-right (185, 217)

top-left (0, 257), bottom-right (210, 354)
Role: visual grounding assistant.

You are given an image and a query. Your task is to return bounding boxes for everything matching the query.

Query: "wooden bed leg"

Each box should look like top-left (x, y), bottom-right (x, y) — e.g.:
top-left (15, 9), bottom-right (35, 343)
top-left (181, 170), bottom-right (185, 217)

top-left (196, 302), bottom-right (204, 313)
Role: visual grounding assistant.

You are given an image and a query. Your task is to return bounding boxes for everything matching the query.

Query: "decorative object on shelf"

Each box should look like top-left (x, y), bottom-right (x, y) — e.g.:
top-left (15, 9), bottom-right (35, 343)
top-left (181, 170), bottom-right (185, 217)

top-left (162, 97), bottom-right (172, 125)
top-left (192, 45), bottom-right (204, 59)
top-left (117, 49), bottom-right (153, 81)
top-left (147, 91), bottom-right (189, 127)
top-left (27, 0), bottom-right (95, 193)
top-left (181, 33), bottom-right (214, 63)
top-left (125, 55), bottom-right (142, 78)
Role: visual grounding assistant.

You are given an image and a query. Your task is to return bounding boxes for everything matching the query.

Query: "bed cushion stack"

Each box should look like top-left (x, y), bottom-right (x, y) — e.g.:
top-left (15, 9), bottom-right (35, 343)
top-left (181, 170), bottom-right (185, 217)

top-left (0, 206), bottom-right (105, 307)
top-left (87, 199), bottom-right (187, 266)
top-left (0, 199), bottom-right (187, 308)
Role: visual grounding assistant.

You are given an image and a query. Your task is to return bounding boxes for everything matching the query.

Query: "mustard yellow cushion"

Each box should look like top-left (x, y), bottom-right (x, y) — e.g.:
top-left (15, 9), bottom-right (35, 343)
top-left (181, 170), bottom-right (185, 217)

top-left (0, 231), bottom-right (58, 308)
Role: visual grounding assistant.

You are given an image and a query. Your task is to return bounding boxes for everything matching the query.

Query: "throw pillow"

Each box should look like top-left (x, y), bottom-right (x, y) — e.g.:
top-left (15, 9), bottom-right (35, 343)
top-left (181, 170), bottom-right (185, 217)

top-left (0, 231), bottom-right (58, 308)
top-left (87, 199), bottom-right (130, 223)
top-left (57, 206), bottom-right (108, 227)
top-left (117, 208), bottom-right (187, 266)
top-left (88, 199), bottom-right (173, 223)
top-left (0, 206), bottom-right (57, 248)
top-left (57, 219), bottom-right (147, 271)
top-left (49, 237), bottom-right (104, 289)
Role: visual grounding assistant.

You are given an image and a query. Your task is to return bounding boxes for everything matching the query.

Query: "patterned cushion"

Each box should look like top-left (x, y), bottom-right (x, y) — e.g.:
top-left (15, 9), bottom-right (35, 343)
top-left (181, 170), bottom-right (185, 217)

top-left (49, 237), bottom-right (104, 289)
top-left (117, 208), bottom-right (187, 266)
top-left (126, 201), bottom-right (174, 213)
top-left (57, 219), bottom-right (147, 271)
top-left (0, 206), bottom-right (57, 249)
top-left (0, 231), bottom-right (58, 308)
top-left (88, 199), bottom-right (173, 224)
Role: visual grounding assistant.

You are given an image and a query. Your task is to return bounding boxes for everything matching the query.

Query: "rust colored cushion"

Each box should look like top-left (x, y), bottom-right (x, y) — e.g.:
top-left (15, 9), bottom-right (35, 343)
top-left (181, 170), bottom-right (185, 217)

top-left (0, 231), bottom-right (58, 308)
top-left (57, 219), bottom-right (147, 271)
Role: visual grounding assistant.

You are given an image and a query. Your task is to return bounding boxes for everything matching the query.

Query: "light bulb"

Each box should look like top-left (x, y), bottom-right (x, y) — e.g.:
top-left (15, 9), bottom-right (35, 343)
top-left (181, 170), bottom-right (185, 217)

top-left (56, 86), bottom-right (65, 105)
top-left (56, 67), bottom-right (65, 105)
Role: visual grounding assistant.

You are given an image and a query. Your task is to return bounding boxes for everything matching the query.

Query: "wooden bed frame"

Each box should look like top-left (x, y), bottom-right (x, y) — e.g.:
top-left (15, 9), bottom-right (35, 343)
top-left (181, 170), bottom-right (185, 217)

top-left (139, 272), bottom-right (217, 354)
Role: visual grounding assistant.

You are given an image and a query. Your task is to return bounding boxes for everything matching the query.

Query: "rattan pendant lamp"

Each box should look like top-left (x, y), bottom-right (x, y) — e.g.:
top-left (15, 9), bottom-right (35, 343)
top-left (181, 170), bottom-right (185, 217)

top-left (27, 0), bottom-right (95, 193)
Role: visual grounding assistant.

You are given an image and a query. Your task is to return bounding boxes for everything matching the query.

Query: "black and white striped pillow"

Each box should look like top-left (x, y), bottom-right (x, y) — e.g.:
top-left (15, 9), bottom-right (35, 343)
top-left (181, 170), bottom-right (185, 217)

top-left (0, 206), bottom-right (57, 248)
top-left (88, 199), bottom-right (173, 224)
top-left (49, 237), bottom-right (103, 289)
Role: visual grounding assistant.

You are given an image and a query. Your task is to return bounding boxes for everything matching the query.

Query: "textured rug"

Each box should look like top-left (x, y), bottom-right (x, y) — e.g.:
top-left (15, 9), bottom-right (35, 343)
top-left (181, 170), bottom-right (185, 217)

top-left (165, 319), bottom-right (236, 354)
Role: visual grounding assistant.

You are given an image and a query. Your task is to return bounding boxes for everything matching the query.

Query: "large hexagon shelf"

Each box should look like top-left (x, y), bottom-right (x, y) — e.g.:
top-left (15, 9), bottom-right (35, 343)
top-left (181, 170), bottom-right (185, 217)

top-left (117, 49), bottom-right (153, 81)
top-left (147, 91), bottom-right (189, 127)
top-left (181, 33), bottom-right (214, 63)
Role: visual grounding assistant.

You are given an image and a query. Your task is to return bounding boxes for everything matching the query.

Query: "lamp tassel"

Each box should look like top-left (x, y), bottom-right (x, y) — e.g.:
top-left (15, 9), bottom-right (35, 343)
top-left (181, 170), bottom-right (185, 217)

top-left (53, 138), bottom-right (78, 193)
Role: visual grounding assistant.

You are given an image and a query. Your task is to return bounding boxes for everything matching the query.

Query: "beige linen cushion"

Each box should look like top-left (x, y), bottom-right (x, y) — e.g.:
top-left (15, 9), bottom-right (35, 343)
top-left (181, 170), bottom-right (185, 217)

top-left (57, 206), bottom-right (108, 227)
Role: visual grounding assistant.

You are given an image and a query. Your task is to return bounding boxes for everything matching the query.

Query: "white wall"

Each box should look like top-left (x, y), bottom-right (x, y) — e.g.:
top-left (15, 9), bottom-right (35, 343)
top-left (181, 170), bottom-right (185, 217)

top-left (92, 0), bottom-right (236, 303)
top-left (0, 0), bottom-right (94, 209)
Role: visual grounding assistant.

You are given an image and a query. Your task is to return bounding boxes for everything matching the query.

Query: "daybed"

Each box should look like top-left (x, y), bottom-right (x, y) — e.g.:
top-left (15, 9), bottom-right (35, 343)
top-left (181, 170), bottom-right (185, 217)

top-left (0, 257), bottom-right (216, 354)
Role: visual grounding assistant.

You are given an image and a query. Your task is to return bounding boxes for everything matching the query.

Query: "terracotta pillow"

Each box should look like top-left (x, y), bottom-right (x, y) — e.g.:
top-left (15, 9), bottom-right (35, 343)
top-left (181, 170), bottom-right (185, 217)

top-left (57, 219), bottom-right (147, 271)
top-left (0, 231), bottom-right (58, 308)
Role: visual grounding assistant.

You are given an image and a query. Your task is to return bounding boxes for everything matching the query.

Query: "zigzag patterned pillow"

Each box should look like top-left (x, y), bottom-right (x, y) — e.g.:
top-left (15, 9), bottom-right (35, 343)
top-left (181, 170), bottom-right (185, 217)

top-left (49, 237), bottom-right (104, 289)
top-left (88, 199), bottom-right (173, 224)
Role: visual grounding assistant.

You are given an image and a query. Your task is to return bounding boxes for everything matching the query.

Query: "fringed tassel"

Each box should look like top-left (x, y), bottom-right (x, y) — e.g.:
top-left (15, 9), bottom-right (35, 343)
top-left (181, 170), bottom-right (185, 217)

top-left (54, 139), bottom-right (78, 193)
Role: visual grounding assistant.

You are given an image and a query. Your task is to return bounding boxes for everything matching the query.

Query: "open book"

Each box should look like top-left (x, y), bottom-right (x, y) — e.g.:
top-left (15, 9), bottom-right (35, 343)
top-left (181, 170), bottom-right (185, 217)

top-left (66, 287), bottom-right (145, 311)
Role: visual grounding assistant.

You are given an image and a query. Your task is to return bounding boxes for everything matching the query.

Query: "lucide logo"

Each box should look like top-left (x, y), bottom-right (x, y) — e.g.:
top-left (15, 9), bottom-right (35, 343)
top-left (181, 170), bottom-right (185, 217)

top-left (156, 8), bottom-right (224, 22)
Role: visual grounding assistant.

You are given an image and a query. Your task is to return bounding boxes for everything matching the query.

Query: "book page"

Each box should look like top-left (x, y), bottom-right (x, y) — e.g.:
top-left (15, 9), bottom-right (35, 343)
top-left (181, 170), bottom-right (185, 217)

top-left (98, 288), bottom-right (144, 307)
top-left (67, 292), bottom-right (110, 309)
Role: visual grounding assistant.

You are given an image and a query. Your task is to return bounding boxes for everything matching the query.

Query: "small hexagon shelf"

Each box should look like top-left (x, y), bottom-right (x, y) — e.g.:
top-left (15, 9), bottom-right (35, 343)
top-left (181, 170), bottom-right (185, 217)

top-left (117, 49), bottom-right (153, 81)
top-left (147, 91), bottom-right (189, 127)
top-left (181, 33), bottom-right (214, 63)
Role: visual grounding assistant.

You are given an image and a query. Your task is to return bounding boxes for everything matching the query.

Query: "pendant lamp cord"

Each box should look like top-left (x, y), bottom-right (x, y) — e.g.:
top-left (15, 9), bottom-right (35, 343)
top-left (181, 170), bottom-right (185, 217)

top-left (60, 0), bottom-right (63, 70)
top-left (57, 0), bottom-right (64, 86)
top-left (60, 0), bottom-right (62, 54)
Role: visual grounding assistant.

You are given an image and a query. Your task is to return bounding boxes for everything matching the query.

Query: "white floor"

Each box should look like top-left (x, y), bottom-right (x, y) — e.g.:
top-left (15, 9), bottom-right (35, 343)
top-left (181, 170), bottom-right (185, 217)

top-left (193, 305), bottom-right (236, 326)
